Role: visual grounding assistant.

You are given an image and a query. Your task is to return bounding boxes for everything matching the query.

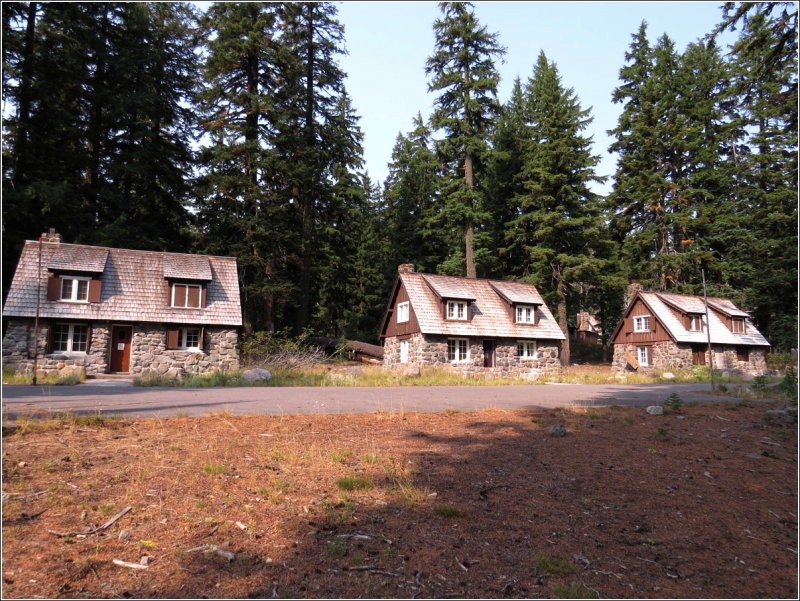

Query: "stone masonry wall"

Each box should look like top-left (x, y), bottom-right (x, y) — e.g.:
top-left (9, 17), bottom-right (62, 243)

top-left (132, 325), bottom-right (239, 378)
top-left (2, 319), bottom-right (239, 379)
top-left (384, 334), bottom-right (561, 380)
top-left (613, 341), bottom-right (768, 375)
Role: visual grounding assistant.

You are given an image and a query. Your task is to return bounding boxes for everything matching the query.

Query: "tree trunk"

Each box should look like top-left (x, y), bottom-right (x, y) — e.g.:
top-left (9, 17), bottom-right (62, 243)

top-left (11, 2), bottom-right (37, 187)
top-left (464, 149), bottom-right (476, 278)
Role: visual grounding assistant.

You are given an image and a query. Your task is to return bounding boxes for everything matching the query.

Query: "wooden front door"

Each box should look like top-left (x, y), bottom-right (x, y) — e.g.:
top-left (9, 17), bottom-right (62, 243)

top-left (483, 340), bottom-right (496, 368)
top-left (110, 326), bottom-right (133, 373)
top-left (692, 345), bottom-right (706, 366)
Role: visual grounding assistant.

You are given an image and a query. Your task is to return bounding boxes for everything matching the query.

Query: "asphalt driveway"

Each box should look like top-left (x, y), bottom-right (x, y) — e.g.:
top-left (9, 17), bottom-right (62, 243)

top-left (2, 381), bottom-right (744, 420)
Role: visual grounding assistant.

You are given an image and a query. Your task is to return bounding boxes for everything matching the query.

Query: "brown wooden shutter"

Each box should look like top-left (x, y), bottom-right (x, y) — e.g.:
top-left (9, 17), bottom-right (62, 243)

top-left (45, 323), bottom-right (55, 354)
top-left (88, 279), bottom-right (102, 303)
top-left (86, 326), bottom-right (93, 353)
top-left (173, 284), bottom-right (185, 307)
top-left (47, 276), bottom-right (61, 301)
top-left (188, 285), bottom-right (200, 308)
top-left (166, 328), bottom-right (179, 349)
top-left (198, 327), bottom-right (205, 350)
top-left (201, 286), bottom-right (207, 308)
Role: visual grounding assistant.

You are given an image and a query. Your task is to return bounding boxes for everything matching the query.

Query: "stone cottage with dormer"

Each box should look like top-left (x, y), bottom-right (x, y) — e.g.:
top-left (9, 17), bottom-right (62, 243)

top-left (610, 290), bottom-right (770, 375)
top-left (379, 265), bottom-right (565, 378)
top-left (2, 232), bottom-right (242, 379)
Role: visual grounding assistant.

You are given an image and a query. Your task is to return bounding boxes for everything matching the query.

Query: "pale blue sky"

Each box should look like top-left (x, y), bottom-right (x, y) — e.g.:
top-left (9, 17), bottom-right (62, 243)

top-left (335, 1), bottom-right (738, 194)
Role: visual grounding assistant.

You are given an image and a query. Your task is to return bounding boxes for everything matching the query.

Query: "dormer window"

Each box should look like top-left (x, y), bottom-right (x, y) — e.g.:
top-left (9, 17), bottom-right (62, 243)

top-left (60, 276), bottom-right (90, 302)
top-left (689, 314), bottom-right (704, 332)
top-left (397, 301), bottom-right (410, 323)
top-left (731, 318), bottom-right (745, 334)
top-left (446, 300), bottom-right (467, 320)
top-left (171, 283), bottom-right (204, 309)
top-left (633, 315), bottom-right (651, 332)
top-left (515, 305), bottom-right (537, 324)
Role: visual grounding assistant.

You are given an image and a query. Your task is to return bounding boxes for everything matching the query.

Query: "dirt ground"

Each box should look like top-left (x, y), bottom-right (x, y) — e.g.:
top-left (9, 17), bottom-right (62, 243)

top-left (1, 399), bottom-right (797, 599)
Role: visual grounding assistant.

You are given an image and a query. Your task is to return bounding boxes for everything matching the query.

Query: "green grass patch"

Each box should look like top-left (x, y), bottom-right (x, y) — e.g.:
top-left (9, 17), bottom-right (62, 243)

top-left (553, 582), bottom-right (599, 599)
top-left (3, 367), bottom-right (85, 386)
top-left (203, 464), bottom-right (230, 475)
top-left (535, 553), bottom-right (576, 576)
top-left (432, 505), bottom-right (466, 518)
top-left (336, 476), bottom-right (374, 492)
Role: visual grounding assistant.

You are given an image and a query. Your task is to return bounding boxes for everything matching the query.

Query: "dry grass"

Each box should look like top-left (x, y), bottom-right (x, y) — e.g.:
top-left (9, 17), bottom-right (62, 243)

top-left (2, 402), bottom-right (796, 599)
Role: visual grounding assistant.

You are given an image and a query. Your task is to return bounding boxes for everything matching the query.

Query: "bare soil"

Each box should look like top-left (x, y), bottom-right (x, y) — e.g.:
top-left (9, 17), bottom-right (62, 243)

top-left (1, 400), bottom-right (797, 599)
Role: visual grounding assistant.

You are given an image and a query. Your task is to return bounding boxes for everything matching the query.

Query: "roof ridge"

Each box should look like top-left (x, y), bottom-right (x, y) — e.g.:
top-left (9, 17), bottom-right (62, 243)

top-left (24, 239), bottom-right (237, 260)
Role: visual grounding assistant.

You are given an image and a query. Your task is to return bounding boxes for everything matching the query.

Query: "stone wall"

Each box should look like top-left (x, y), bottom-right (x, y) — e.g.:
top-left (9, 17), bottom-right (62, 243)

top-left (2, 319), bottom-right (239, 378)
top-left (133, 325), bottom-right (239, 378)
top-left (384, 334), bottom-right (561, 380)
top-left (612, 341), bottom-right (769, 375)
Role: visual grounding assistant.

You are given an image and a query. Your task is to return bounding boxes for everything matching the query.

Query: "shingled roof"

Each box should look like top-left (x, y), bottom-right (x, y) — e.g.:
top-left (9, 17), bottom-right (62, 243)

top-left (3, 241), bottom-right (242, 327)
top-left (394, 272), bottom-right (565, 340)
top-left (620, 291), bottom-right (769, 347)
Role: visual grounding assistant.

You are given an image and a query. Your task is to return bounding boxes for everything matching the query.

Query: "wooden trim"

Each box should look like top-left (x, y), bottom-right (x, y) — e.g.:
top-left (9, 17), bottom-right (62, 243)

top-left (198, 327), bottom-right (205, 350)
top-left (166, 328), bottom-right (179, 349)
top-left (201, 286), bottom-right (207, 308)
top-left (86, 326), bottom-right (93, 353)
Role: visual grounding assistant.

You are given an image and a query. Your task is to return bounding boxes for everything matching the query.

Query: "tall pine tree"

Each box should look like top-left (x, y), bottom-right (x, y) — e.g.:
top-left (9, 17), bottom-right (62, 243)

top-left (425, 1), bottom-right (505, 278)
top-left (506, 52), bottom-right (607, 365)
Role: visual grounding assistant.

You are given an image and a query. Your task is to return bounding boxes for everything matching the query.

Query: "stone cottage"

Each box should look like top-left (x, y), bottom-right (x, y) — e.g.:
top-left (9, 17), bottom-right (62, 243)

top-left (379, 265), bottom-right (565, 379)
top-left (2, 232), bottom-right (242, 379)
top-left (610, 289), bottom-right (770, 375)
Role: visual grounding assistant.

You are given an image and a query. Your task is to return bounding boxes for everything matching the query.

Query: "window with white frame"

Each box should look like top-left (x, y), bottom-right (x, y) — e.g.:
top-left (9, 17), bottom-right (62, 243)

top-left (52, 323), bottom-right (89, 353)
top-left (636, 345), bottom-right (650, 366)
top-left (397, 301), bottom-right (410, 323)
top-left (446, 300), bottom-right (468, 320)
top-left (173, 327), bottom-right (201, 349)
top-left (517, 340), bottom-right (538, 359)
top-left (447, 338), bottom-right (469, 362)
top-left (60, 276), bottom-right (90, 302)
top-left (171, 283), bottom-right (203, 308)
top-left (515, 305), bottom-right (536, 324)
top-left (399, 339), bottom-right (409, 363)
top-left (689, 314), bottom-right (704, 332)
top-left (731, 318), bottom-right (745, 334)
top-left (633, 315), bottom-right (651, 332)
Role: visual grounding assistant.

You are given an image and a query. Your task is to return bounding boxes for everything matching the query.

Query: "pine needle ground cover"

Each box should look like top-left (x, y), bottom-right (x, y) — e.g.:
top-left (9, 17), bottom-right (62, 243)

top-left (2, 402), bottom-right (796, 599)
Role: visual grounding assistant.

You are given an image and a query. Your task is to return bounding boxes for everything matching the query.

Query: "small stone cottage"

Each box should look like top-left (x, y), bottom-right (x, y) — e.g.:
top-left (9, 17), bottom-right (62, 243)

top-left (2, 232), bottom-right (242, 379)
top-left (610, 289), bottom-right (770, 375)
top-left (379, 265), bottom-right (565, 378)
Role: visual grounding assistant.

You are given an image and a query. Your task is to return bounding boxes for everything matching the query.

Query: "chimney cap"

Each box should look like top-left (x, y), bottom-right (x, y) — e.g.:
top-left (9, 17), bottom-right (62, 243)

top-left (40, 229), bottom-right (62, 243)
top-left (398, 263), bottom-right (415, 273)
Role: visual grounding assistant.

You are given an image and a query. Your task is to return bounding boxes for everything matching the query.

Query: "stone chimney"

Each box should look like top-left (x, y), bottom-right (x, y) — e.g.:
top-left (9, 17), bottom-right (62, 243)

top-left (625, 280), bottom-right (643, 308)
top-left (40, 228), bottom-right (62, 243)
top-left (398, 264), bottom-right (415, 274)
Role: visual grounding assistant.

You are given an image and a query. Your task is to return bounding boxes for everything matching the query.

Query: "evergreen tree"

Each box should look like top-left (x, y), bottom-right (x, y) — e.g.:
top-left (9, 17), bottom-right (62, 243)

top-left (2, 2), bottom-right (196, 299)
top-left (485, 77), bottom-right (528, 278)
top-left (713, 3), bottom-right (798, 349)
top-left (272, 1), bottom-right (364, 333)
top-left (195, 1), bottom-right (287, 333)
top-left (425, 1), bottom-right (505, 278)
top-left (382, 113), bottom-right (445, 275)
top-left (507, 52), bottom-right (607, 365)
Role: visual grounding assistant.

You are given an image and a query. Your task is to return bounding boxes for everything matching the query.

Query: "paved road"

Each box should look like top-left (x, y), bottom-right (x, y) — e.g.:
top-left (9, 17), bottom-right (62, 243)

top-left (2, 381), bottom-right (743, 420)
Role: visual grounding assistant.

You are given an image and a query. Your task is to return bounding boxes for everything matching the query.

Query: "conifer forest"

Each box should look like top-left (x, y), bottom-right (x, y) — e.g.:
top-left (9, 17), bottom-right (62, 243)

top-left (3, 2), bottom-right (797, 351)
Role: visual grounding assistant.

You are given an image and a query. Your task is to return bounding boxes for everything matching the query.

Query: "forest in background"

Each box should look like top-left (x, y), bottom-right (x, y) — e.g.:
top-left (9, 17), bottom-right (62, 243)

top-left (2, 2), bottom-right (797, 354)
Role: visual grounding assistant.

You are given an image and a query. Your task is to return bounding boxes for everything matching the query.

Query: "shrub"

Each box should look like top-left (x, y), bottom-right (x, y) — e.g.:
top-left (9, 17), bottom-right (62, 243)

top-left (535, 553), bottom-right (575, 576)
top-left (336, 476), bottom-right (373, 492)
top-left (432, 505), bottom-right (466, 518)
top-left (664, 392), bottom-right (683, 412)
top-left (240, 329), bottom-right (326, 368)
top-left (553, 583), bottom-right (599, 599)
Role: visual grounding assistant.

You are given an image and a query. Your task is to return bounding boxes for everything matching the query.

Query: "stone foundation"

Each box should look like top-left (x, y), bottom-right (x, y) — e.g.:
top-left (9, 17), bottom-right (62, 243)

top-left (2, 319), bottom-right (239, 379)
top-left (383, 333), bottom-right (561, 380)
top-left (612, 341), bottom-right (768, 376)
